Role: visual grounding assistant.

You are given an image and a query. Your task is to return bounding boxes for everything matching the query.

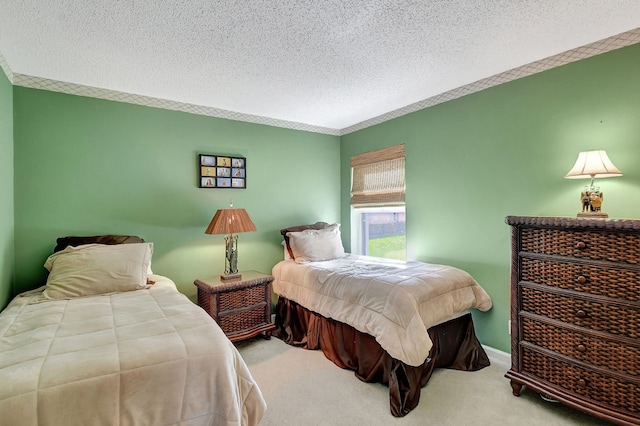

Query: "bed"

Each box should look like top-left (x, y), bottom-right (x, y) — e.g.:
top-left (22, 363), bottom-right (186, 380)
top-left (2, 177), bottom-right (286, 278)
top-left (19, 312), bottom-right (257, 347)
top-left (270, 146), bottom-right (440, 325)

top-left (272, 222), bottom-right (492, 417)
top-left (0, 235), bottom-right (266, 426)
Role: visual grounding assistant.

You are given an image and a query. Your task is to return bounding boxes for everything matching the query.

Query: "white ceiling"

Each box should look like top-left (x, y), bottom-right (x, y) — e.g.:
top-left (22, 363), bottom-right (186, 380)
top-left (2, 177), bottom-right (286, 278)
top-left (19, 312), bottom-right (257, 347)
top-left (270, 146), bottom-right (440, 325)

top-left (1, 1), bottom-right (639, 134)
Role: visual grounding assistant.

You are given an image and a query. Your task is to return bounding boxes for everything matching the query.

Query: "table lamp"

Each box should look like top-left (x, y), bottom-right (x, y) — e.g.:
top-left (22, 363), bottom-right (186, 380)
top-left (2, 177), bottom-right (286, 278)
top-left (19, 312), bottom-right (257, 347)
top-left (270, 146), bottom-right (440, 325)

top-left (564, 150), bottom-right (622, 218)
top-left (205, 203), bottom-right (256, 280)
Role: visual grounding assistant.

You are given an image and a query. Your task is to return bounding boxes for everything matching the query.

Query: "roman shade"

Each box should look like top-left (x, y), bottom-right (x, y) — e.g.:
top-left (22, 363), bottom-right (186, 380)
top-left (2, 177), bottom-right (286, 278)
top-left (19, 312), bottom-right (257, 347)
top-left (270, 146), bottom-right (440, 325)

top-left (350, 144), bottom-right (405, 206)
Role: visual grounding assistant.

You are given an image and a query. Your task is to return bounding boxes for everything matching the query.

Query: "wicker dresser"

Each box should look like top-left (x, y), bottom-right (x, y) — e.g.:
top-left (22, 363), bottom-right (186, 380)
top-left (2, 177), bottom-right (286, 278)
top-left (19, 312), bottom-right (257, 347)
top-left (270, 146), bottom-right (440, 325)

top-left (505, 216), bottom-right (640, 425)
top-left (194, 271), bottom-right (275, 343)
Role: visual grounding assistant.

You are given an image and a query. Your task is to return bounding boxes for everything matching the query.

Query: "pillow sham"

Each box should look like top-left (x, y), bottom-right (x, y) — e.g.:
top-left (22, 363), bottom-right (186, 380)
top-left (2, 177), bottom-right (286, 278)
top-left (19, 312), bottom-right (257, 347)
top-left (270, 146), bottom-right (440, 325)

top-left (286, 223), bottom-right (345, 263)
top-left (40, 242), bottom-right (153, 300)
top-left (280, 222), bottom-right (330, 260)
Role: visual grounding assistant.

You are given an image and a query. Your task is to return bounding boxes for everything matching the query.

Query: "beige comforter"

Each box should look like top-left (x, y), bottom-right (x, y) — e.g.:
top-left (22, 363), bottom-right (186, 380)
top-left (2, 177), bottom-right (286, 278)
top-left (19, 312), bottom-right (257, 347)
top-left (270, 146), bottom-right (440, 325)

top-left (0, 276), bottom-right (266, 426)
top-left (273, 255), bottom-right (492, 366)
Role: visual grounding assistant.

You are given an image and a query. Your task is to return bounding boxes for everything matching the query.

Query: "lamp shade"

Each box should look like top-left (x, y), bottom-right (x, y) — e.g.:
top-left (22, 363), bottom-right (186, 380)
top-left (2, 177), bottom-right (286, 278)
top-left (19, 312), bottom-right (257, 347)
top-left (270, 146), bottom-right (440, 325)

top-left (564, 150), bottom-right (622, 179)
top-left (205, 208), bottom-right (256, 235)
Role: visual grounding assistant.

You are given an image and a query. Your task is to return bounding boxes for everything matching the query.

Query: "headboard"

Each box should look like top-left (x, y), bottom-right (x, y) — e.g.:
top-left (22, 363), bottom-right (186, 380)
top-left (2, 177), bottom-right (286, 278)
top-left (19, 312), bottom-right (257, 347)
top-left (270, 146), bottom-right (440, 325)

top-left (54, 235), bottom-right (145, 253)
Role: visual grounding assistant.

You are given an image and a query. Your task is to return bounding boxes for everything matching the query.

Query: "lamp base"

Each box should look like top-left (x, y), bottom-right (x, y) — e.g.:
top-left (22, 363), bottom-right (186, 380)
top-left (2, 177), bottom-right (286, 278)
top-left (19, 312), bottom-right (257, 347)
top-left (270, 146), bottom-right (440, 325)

top-left (577, 212), bottom-right (608, 219)
top-left (220, 273), bottom-right (242, 281)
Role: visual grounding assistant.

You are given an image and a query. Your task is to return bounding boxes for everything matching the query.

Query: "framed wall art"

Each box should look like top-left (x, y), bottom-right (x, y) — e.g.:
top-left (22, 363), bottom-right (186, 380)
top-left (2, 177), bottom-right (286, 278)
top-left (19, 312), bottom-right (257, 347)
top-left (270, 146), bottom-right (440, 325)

top-left (198, 154), bottom-right (246, 189)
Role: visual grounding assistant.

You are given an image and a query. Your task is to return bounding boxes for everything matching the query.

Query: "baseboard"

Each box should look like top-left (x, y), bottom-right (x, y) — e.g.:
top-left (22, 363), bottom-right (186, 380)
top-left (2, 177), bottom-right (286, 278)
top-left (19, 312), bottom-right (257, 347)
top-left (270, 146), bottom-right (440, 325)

top-left (483, 345), bottom-right (510, 369)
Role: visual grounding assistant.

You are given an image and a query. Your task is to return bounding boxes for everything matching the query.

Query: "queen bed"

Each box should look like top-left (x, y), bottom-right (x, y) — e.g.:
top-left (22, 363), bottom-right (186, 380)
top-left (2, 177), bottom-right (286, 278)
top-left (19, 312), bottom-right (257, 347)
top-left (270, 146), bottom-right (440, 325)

top-left (272, 222), bottom-right (493, 417)
top-left (0, 235), bottom-right (266, 426)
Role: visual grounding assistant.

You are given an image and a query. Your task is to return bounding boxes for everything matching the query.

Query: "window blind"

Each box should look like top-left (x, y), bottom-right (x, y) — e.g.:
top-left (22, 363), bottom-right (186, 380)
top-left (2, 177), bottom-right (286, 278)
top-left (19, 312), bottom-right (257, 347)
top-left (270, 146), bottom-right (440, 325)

top-left (350, 144), bottom-right (405, 206)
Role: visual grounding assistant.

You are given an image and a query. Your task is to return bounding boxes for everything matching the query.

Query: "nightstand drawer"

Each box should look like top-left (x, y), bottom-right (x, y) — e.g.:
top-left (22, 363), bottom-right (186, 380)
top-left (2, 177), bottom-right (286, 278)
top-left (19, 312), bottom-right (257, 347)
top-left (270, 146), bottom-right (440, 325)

top-left (520, 258), bottom-right (640, 302)
top-left (219, 305), bottom-right (268, 336)
top-left (521, 287), bottom-right (640, 339)
top-left (521, 228), bottom-right (640, 264)
top-left (522, 317), bottom-right (640, 376)
top-left (522, 348), bottom-right (640, 416)
top-left (219, 284), bottom-right (267, 311)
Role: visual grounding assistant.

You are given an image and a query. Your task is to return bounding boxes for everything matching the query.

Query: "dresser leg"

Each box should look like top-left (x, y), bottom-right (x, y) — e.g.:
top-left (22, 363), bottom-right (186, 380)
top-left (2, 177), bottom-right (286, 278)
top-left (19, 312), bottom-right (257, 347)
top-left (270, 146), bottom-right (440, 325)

top-left (265, 330), bottom-right (272, 340)
top-left (510, 380), bottom-right (522, 396)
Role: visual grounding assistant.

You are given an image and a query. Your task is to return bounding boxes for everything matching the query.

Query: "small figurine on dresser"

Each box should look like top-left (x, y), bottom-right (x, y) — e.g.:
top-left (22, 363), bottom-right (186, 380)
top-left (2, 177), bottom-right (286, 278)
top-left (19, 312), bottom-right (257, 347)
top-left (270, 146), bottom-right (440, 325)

top-left (576, 185), bottom-right (607, 217)
top-left (579, 187), bottom-right (603, 214)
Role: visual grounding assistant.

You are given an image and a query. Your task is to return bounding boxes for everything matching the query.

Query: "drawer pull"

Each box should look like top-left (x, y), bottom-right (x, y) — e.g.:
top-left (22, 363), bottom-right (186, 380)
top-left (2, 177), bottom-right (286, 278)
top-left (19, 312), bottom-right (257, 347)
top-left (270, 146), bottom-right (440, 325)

top-left (577, 378), bottom-right (587, 387)
top-left (577, 344), bottom-right (587, 353)
top-left (575, 241), bottom-right (586, 250)
top-left (576, 275), bottom-right (587, 284)
top-left (576, 310), bottom-right (587, 318)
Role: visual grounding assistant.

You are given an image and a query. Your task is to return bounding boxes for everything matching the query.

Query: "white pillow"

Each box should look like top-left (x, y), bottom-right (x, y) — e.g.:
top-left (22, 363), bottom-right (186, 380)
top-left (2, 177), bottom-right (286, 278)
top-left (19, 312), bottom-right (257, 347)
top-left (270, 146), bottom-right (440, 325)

top-left (40, 242), bottom-right (153, 300)
top-left (287, 224), bottom-right (345, 263)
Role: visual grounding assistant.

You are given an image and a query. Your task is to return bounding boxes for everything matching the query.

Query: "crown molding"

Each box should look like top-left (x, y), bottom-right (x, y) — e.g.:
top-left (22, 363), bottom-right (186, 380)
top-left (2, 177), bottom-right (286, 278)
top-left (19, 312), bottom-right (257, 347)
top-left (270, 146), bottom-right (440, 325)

top-left (10, 73), bottom-right (341, 136)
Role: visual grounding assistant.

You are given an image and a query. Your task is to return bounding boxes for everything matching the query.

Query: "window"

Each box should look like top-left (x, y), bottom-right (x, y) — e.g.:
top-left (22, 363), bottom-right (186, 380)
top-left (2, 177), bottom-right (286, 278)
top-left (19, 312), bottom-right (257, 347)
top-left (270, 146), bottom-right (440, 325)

top-left (350, 144), bottom-right (405, 260)
top-left (352, 206), bottom-right (406, 260)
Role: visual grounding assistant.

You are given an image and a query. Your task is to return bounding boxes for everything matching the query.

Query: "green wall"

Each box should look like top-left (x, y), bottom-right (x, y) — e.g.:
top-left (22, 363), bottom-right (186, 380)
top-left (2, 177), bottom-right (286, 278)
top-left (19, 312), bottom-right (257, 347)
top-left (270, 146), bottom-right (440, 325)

top-left (341, 43), bottom-right (640, 353)
top-left (13, 88), bottom-right (340, 298)
top-left (0, 67), bottom-right (14, 308)
top-left (7, 43), bottom-right (640, 353)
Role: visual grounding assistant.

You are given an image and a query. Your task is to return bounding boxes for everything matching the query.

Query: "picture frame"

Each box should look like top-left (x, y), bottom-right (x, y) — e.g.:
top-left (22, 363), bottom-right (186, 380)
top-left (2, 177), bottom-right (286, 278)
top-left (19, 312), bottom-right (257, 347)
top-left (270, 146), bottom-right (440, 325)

top-left (198, 154), bottom-right (246, 189)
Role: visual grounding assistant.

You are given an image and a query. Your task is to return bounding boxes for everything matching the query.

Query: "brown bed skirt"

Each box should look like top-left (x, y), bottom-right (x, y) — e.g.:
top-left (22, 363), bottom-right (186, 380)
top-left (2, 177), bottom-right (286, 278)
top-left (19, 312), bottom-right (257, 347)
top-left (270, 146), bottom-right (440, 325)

top-left (273, 296), bottom-right (490, 417)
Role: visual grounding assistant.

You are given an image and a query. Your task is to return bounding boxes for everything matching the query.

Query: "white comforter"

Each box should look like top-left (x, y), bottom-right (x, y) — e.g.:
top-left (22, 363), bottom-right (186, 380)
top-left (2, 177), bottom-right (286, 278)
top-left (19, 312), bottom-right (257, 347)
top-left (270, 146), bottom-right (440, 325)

top-left (273, 255), bottom-right (492, 367)
top-left (0, 275), bottom-right (266, 426)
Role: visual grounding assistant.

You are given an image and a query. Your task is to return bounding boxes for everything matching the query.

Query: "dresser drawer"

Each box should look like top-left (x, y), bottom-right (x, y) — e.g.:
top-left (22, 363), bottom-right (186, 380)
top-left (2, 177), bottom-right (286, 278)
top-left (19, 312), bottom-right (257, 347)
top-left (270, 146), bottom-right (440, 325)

top-left (219, 284), bottom-right (267, 312)
top-left (522, 317), bottom-right (640, 376)
top-left (522, 348), bottom-right (640, 415)
top-left (521, 287), bottom-right (640, 339)
top-left (521, 228), bottom-right (640, 264)
top-left (521, 258), bottom-right (640, 302)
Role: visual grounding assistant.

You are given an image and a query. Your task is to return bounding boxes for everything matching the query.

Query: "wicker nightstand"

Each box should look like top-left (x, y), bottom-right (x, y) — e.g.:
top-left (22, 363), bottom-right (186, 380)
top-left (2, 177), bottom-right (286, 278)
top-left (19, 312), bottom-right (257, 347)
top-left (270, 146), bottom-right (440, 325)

top-left (194, 271), bottom-right (275, 343)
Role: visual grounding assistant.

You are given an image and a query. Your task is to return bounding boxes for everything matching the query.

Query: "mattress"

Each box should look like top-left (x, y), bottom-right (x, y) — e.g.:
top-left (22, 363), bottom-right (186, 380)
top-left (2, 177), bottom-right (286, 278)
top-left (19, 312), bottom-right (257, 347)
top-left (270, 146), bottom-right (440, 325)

top-left (272, 254), bottom-right (492, 366)
top-left (0, 275), bottom-right (266, 426)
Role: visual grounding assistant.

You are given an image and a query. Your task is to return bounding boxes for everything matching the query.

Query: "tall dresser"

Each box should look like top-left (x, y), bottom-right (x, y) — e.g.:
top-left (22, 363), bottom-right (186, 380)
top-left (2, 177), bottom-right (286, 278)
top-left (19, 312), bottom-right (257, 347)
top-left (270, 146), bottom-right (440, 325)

top-left (505, 216), bottom-right (640, 425)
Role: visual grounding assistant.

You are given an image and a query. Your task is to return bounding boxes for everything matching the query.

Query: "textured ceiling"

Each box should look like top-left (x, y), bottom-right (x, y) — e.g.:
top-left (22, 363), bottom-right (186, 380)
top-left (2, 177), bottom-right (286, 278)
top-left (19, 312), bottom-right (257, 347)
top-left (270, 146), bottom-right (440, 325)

top-left (1, 1), bottom-right (639, 134)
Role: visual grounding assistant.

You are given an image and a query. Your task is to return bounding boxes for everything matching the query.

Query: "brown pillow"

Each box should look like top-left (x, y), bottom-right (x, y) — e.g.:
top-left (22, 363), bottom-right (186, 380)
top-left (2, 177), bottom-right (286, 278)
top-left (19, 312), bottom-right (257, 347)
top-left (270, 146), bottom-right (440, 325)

top-left (280, 222), bottom-right (330, 260)
top-left (54, 235), bottom-right (145, 253)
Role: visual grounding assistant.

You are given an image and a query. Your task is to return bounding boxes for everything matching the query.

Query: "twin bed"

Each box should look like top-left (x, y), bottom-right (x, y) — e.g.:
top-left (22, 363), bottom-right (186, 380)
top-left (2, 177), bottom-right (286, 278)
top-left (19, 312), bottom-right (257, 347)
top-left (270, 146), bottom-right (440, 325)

top-left (272, 222), bottom-right (493, 417)
top-left (0, 224), bottom-right (493, 422)
top-left (0, 236), bottom-right (266, 426)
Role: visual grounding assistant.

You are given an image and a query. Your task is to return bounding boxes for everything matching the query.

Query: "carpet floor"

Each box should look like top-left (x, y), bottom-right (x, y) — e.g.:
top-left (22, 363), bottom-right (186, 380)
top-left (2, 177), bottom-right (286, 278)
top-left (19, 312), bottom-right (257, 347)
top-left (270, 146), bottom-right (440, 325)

top-left (236, 336), bottom-right (612, 426)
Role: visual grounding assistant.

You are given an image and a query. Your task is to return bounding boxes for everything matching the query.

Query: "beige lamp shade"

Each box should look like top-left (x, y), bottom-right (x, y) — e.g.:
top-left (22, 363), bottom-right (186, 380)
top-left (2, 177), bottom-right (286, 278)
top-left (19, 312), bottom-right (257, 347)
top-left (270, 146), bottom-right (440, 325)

top-left (205, 208), bottom-right (257, 235)
top-left (564, 150), bottom-right (622, 179)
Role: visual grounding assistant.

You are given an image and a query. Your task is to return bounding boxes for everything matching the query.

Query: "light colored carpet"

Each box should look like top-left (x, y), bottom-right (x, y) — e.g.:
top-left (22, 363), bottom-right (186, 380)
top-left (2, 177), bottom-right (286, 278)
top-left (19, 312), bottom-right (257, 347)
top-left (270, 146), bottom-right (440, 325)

top-left (236, 337), bottom-right (612, 426)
